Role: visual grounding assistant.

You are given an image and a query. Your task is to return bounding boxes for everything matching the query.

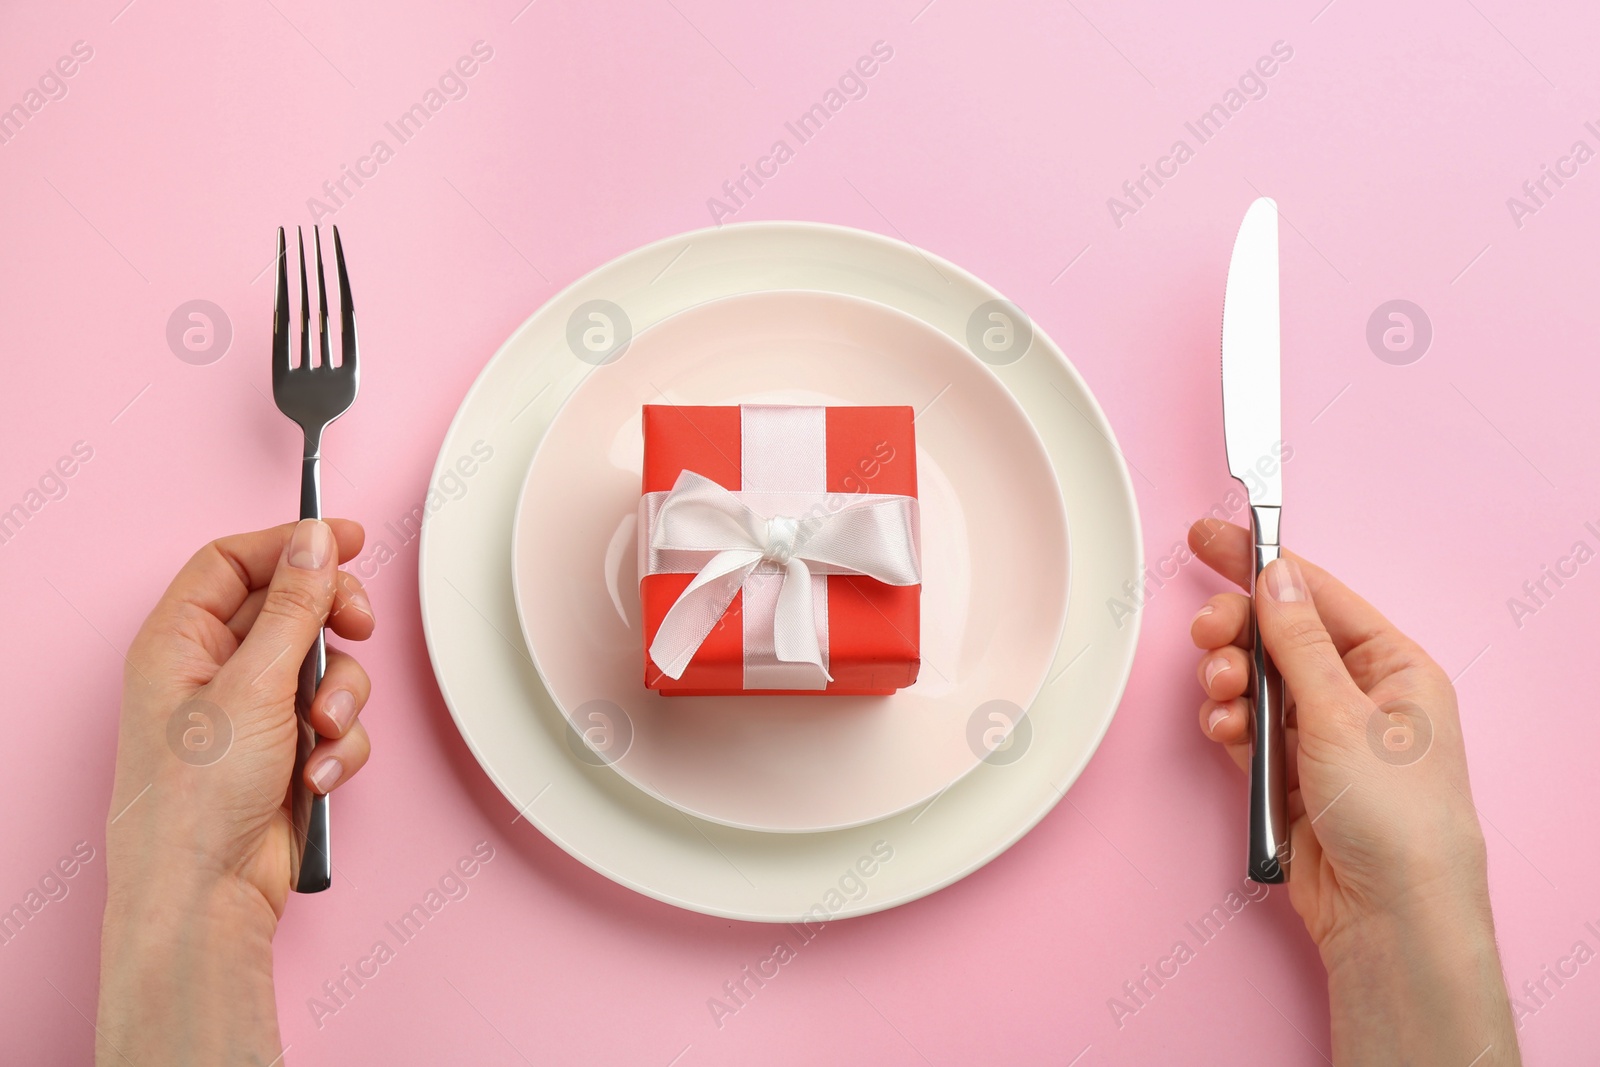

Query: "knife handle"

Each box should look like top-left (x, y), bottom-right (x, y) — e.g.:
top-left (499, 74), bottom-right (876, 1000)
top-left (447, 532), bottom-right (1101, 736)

top-left (1247, 504), bottom-right (1288, 884)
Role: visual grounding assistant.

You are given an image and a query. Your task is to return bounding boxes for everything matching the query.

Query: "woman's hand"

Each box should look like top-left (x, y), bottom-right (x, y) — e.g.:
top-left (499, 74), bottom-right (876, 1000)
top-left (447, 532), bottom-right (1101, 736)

top-left (97, 519), bottom-right (376, 1065)
top-left (1188, 519), bottom-right (1519, 1066)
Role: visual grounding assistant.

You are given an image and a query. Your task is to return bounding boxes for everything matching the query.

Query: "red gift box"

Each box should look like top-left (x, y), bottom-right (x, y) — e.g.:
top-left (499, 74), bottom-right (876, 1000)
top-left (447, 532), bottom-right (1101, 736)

top-left (639, 404), bottom-right (921, 695)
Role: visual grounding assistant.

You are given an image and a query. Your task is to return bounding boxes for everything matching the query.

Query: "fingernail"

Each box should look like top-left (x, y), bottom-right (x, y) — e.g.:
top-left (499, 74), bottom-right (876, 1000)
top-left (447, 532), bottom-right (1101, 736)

top-left (1264, 558), bottom-right (1308, 603)
top-left (310, 756), bottom-right (343, 794)
top-left (342, 575), bottom-right (374, 619)
top-left (1204, 658), bottom-right (1230, 689)
top-left (289, 520), bottom-right (332, 570)
top-left (325, 690), bottom-right (357, 733)
top-left (1192, 604), bottom-right (1214, 625)
top-left (1207, 707), bottom-right (1229, 736)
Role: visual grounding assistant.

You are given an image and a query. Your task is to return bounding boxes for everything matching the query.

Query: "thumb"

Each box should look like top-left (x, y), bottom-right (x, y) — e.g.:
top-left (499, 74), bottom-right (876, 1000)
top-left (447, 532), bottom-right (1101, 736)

top-left (216, 519), bottom-right (337, 700)
top-left (1256, 558), bottom-right (1370, 725)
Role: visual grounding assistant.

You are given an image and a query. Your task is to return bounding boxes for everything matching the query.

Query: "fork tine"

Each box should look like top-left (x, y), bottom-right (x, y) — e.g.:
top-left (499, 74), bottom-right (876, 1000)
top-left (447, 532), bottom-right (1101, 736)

top-left (297, 227), bottom-right (311, 369)
top-left (314, 227), bottom-right (332, 370)
top-left (332, 225), bottom-right (357, 376)
top-left (272, 227), bottom-right (291, 384)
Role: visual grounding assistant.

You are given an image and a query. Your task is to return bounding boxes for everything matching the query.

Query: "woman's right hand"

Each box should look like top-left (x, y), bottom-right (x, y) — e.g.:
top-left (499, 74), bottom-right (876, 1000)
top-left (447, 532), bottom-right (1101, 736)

top-left (1188, 519), bottom-right (1520, 1066)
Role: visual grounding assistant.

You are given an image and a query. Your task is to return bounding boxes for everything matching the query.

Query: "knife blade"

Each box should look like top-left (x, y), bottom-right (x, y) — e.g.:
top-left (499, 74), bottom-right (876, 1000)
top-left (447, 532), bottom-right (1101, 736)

top-left (1221, 196), bottom-right (1287, 884)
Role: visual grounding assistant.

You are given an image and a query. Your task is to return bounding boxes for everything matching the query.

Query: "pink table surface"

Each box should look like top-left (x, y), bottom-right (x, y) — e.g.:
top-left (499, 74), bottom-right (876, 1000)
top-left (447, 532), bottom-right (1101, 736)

top-left (3, 0), bottom-right (1598, 1062)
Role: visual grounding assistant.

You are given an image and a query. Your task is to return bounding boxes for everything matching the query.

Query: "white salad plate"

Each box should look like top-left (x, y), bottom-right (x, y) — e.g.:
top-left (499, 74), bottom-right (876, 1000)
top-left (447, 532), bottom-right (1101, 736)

top-left (509, 289), bottom-right (1070, 833)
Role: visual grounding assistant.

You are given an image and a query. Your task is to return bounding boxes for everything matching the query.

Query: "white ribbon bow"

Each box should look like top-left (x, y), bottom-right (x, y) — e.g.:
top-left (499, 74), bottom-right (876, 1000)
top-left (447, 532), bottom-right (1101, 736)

top-left (646, 471), bottom-right (921, 681)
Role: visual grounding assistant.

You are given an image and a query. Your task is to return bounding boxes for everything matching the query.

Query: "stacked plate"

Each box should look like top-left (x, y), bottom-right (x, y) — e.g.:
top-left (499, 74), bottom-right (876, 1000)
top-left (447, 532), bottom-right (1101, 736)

top-left (419, 222), bottom-right (1141, 922)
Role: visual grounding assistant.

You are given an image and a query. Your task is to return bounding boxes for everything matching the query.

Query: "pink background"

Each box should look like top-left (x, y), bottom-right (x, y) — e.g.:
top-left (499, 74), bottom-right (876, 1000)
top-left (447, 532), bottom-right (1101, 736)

top-left (2, 0), bottom-right (1597, 1062)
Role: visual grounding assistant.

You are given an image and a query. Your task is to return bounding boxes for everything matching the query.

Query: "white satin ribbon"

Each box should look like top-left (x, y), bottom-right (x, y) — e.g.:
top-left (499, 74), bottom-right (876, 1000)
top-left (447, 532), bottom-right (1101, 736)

top-left (645, 471), bottom-right (921, 682)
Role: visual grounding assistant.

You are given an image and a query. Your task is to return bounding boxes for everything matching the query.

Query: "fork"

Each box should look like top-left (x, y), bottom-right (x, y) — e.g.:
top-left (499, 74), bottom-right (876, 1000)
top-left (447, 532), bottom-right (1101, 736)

top-left (272, 225), bottom-right (359, 894)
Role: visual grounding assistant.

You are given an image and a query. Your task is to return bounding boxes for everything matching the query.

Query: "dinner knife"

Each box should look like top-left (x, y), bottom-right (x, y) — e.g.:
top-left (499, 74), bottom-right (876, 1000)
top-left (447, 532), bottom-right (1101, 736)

top-left (1221, 197), bottom-right (1287, 884)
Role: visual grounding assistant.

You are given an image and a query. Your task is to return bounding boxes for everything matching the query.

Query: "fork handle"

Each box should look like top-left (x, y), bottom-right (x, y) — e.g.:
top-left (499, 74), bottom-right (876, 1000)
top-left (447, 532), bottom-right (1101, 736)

top-left (1247, 504), bottom-right (1287, 884)
top-left (292, 451), bottom-right (332, 893)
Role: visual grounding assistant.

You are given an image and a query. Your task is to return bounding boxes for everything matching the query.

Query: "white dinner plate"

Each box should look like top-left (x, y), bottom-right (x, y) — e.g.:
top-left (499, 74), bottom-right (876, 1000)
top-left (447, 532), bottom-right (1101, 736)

top-left (419, 221), bottom-right (1141, 921)
top-left (509, 290), bottom-right (1070, 833)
